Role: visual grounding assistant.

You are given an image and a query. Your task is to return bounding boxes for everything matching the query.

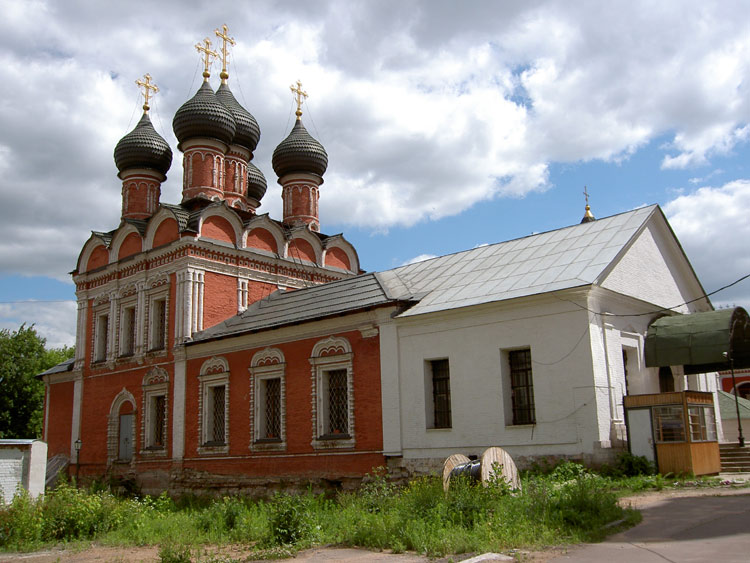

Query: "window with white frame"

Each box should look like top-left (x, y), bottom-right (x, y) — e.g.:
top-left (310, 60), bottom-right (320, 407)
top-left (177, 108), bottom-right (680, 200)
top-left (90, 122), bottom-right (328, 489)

top-left (141, 367), bottom-right (169, 453)
top-left (149, 296), bottom-right (167, 351)
top-left (198, 357), bottom-right (230, 453)
top-left (310, 336), bottom-right (355, 449)
top-left (94, 312), bottom-right (110, 362)
top-left (249, 348), bottom-right (286, 451)
top-left (119, 304), bottom-right (137, 357)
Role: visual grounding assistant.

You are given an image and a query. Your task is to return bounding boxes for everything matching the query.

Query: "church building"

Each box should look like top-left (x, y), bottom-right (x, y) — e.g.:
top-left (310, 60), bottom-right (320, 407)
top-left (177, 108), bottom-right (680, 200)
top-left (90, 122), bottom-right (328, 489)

top-left (40, 28), bottom-right (721, 494)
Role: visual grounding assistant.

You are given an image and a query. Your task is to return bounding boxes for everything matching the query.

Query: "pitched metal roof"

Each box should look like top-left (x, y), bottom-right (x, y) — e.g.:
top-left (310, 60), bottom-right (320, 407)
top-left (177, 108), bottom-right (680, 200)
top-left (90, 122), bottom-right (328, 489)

top-left (717, 390), bottom-right (750, 420)
top-left (37, 358), bottom-right (74, 377)
top-left (383, 205), bottom-right (658, 317)
top-left (192, 273), bottom-right (399, 342)
top-left (192, 205), bottom-right (659, 342)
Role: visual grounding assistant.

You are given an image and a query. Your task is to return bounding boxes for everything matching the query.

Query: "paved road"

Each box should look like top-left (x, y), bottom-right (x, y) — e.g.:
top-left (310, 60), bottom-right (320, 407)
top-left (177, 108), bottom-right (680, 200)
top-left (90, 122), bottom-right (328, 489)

top-left (550, 491), bottom-right (750, 563)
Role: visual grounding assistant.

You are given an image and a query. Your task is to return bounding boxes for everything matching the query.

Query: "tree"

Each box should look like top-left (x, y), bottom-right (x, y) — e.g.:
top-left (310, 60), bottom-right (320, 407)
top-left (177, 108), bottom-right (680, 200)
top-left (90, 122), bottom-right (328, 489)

top-left (0, 324), bottom-right (75, 439)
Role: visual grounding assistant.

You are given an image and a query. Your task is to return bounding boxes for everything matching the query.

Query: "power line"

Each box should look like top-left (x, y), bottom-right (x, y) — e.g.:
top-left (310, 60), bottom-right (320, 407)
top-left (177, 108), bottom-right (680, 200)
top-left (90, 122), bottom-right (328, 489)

top-left (0, 299), bottom-right (75, 304)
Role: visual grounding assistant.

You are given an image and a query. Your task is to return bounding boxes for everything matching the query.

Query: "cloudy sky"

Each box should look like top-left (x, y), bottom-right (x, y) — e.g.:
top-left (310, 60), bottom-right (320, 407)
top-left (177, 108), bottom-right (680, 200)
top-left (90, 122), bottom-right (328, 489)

top-left (0, 0), bottom-right (749, 348)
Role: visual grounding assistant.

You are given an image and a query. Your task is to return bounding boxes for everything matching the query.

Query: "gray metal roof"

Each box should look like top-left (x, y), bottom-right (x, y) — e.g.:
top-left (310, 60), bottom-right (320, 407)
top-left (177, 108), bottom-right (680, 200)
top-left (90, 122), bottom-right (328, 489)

top-left (383, 205), bottom-right (657, 317)
top-left (192, 273), bottom-right (399, 342)
top-left (192, 205), bottom-right (658, 342)
top-left (37, 358), bottom-right (74, 377)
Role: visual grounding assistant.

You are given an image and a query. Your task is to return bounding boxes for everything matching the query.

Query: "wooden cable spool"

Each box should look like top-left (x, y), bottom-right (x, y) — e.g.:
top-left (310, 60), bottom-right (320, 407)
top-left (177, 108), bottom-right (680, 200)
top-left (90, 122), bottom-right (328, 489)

top-left (442, 446), bottom-right (521, 491)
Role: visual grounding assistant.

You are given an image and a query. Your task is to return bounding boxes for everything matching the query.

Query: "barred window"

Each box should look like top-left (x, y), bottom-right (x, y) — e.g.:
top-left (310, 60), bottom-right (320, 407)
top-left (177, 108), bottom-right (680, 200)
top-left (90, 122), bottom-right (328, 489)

top-left (326, 369), bottom-right (349, 435)
top-left (430, 359), bottom-right (452, 429)
top-left (263, 378), bottom-right (281, 440)
top-left (152, 395), bottom-right (166, 447)
top-left (208, 385), bottom-right (226, 445)
top-left (509, 349), bottom-right (535, 425)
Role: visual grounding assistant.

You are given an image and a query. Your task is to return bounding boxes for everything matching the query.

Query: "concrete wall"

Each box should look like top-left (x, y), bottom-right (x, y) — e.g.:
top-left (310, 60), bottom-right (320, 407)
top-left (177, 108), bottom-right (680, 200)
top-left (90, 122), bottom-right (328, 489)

top-left (0, 440), bottom-right (47, 502)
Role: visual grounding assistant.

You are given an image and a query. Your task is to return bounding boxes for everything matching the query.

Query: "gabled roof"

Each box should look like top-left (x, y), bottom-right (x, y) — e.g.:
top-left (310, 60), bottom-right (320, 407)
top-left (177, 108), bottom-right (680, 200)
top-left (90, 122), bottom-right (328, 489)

top-left (193, 205), bottom-right (667, 343)
top-left (383, 204), bottom-right (658, 317)
top-left (192, 273), bottom-right (402, 342)
top-left (37, 358), bottom-right (75, 378)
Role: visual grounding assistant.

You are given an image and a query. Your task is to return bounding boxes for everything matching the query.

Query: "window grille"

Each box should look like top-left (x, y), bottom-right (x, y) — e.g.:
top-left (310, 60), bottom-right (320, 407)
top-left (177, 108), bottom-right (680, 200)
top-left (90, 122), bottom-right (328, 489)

top-left (431, 359), bottom-right (452, 428)
top-left (210, 385), bottom-right (226, 444)
top-left (264, 378), bottom-right (281, 439)
top-left (153, 395), bottom-right (165, 447)
top-left (327, 369), bottom-right (348, 435)
top-left (509, 349), bottom-right (536, 425)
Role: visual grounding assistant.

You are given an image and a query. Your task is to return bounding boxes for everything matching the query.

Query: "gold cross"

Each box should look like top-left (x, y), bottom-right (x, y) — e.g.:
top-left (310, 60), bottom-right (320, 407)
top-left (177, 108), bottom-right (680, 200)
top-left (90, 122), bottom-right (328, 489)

top-left (583, 186), bottom-right (590, 205)
top-left (195, 38), bottom-right (218, 80)
top-left (290, 79), bottom-right (308, 119)
top-left (214, 24), bottom-right (235, 82)
top-left (135, 73), bottom-right (159, 112)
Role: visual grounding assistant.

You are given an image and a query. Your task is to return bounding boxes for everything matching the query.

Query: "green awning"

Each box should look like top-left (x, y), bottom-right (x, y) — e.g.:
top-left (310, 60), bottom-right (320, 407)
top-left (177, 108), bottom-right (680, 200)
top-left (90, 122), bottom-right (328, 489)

top-left (645, 307), bottom-right (750, 374)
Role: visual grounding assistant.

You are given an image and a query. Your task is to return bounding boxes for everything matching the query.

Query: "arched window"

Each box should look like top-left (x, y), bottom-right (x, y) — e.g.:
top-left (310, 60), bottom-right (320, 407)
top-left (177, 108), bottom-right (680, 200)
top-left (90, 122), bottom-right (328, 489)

top-left (198, 356), bottom-right (230, 454)
top-left (107, 389), bottom-right (137, 464)
top-left (141, 367), bottom-right (169, 454)
top-left (249, 348), bottom-right (286, 451)
top-left (309, 336), bottom-right (355, 450)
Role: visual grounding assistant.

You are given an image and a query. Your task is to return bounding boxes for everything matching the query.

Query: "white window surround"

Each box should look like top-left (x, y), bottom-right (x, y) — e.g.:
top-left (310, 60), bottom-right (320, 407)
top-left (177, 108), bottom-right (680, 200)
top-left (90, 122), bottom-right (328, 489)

top-left (141, 367), bottom-right (169, 455)
top-left (309, 336), bottom-right (355, 450)
top-left (198, 356), bottom-right (230, 455)
top-left (93, 306), bottom-right (111, 364)
top-left (107, 388), bottom-right (136, 465)
top-left (249, 348), bottom-right (286, 452)
top-left (146, 283), bottom-right (169, 353)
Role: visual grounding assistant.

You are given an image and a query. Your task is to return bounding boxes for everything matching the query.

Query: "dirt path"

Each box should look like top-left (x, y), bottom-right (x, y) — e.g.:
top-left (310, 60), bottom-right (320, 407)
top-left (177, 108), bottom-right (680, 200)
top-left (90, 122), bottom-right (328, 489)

top-left (3, 486), bottom-right (747, 563)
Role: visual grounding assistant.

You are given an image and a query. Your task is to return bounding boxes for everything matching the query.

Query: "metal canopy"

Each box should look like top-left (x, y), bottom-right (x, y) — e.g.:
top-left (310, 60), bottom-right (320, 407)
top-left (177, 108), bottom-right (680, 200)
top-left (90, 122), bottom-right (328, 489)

top-left (645, 307), bottom-right (750, 374)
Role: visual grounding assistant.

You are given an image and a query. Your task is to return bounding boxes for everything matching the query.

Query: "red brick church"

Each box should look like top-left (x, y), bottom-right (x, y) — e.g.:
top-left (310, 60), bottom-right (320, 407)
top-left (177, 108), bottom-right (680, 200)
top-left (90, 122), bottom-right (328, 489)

top-left (41, 31), bottom-right (388, 493)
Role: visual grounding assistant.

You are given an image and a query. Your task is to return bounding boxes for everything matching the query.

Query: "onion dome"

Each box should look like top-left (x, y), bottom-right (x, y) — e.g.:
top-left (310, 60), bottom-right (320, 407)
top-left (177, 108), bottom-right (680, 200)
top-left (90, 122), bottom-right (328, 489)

top-left (172, 81), bottom-right (236, 146)
top-left (272, 119), bottom-right (328, 178)
top-left (114, 112), bottom-right (172, 175)
top-left (215, 83), bottom-right (260, 152)
top-left (247, 162), bottom-right (267, 202)
top-left (580, 204), bottom-right (596, 223)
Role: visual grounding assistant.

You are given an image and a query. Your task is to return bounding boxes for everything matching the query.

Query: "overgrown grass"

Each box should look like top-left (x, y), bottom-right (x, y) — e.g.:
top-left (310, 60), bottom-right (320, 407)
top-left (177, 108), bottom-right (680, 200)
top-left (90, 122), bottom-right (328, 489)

top-left (0, 460), bottom-right (736, 559)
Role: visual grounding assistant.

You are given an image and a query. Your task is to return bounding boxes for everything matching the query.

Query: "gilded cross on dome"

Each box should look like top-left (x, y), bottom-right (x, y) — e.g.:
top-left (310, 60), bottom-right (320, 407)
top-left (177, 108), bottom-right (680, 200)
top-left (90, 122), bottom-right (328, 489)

top-left (583, 185), bottom-right (590, 205)
top-left (290, 79), bottom-right (308, 119)
top-left (135, 74), bottom-right (159, 112)
top-left (214, 24), bottom-right (235, 82)
top-left (195, 38), bottom-right (218, 80)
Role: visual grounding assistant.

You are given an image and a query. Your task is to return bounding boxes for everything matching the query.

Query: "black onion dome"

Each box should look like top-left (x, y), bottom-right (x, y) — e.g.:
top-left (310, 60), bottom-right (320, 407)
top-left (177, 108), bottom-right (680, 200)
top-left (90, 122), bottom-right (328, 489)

top-left (114, 113), bottom-right (173, 175)
top-left (172, 81), bottom-right (236, 146)
top-left (215, 83), bottom-right (260, 152)
top-left (272, 119), bottom-right (328, 178)
top-left (247, 162), bottom-right (267, 201)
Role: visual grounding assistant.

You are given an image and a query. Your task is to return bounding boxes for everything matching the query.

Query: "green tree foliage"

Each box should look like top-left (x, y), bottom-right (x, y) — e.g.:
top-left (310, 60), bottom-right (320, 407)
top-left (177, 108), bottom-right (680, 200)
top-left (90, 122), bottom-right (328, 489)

top-left (0, 324), bottom-right (74, 439)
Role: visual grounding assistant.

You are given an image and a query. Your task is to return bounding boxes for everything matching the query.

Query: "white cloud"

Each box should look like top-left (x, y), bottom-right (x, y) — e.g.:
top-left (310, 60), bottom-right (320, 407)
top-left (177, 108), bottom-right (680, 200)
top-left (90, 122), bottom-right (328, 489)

top-left (664, 179), bottom-right (750, 309)
top-left (401, 253), bottom-right (437, 266)
top-left (0, 0), bottom-right (748, 282)
top-left (0, 301), bottom-right (76, 349)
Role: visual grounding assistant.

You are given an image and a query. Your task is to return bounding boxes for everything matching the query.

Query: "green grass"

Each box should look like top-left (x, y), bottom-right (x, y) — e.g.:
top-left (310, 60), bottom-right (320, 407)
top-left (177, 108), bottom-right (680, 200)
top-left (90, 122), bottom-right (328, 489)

top-left (0, 461), bottom-right (740, 560)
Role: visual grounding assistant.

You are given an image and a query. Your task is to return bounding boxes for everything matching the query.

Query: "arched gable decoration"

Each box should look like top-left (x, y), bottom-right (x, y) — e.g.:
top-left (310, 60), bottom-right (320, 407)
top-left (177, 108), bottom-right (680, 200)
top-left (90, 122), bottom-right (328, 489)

top-left (251, 347), bottom-right (285, 367)
top-left (323, 235), bottom-right (360, 273)
top-left (312, 335), bottom-right (352, 358)
top-left (77, 234), bottom-right (111, 273)
top-left (109, 223), bottom-right (143, 263)
top-left (243, 214), bottom-right (285, 254)
top-left (107, 388), bottom-right (137, 465)
top-left (144, 207), bottom-right (184, 250)
top-left (143, 366), bottom-right (169, 386)
top-left (286, 229), bottom-right (323, 264)
top-left (197, 204), bottom-right (243, 247)
top-left (200, 355), bottom-right (229, 375)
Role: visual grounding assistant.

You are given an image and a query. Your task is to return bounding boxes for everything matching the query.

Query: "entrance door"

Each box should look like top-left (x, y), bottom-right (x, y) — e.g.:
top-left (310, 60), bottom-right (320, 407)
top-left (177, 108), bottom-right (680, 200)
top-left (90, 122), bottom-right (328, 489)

top-left (118, 413), bottom-right (134, 461)
top-left (627, 408), bottom-right (655, 462)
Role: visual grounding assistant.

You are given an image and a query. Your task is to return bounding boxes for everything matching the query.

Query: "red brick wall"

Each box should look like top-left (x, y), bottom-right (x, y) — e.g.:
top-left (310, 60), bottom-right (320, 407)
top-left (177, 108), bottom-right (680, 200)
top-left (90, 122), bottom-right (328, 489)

top-left (202, 271), bottom-right (238, 330)
top-left (86, 245), bottom-right (109, 272)
top-left (202, 216), bottom-right (236, 245)
top-left (45, 381), bottom-right (74, 457)
top-left (182, 328), bottom-right (384, 477)
top-left (324, 247), bottom-right (350, 270)
top-left (246, 228), bottom-right (278, 253)
top-left (153, 218), bottom-right (179, 248)
top-left (288, 238), bottom-right (316, 263)
top-left (118, 232), bottom-right (142, 261)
